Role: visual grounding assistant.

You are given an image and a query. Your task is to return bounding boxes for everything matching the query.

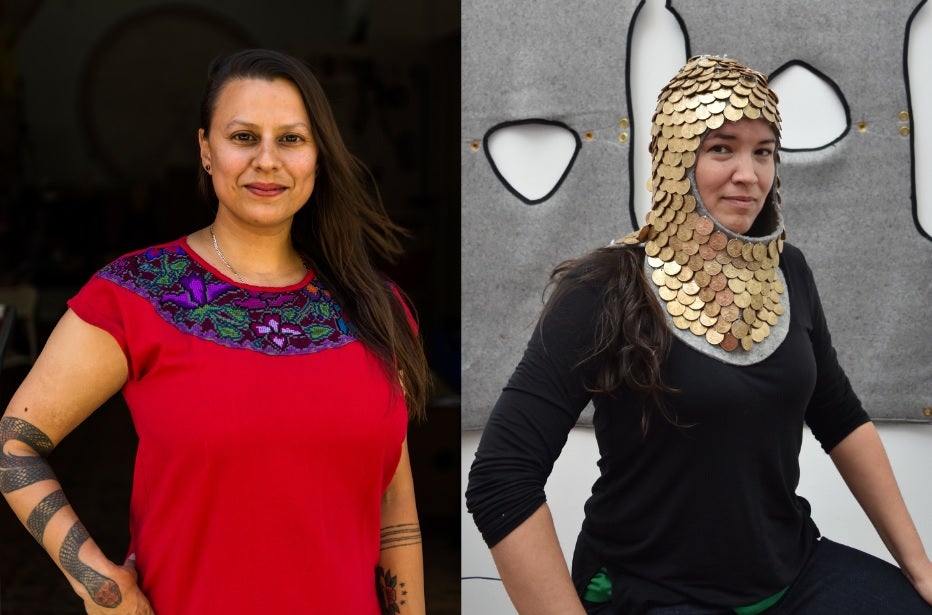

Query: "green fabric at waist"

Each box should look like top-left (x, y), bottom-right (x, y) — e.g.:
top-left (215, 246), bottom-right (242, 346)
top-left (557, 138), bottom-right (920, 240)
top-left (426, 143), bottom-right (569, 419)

top-left (583, 568), bottom-right (788, 614)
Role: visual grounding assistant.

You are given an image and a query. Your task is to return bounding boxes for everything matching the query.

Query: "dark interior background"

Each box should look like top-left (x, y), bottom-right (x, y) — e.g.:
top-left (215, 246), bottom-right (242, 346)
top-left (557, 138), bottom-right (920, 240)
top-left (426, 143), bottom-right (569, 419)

top-left (0, 1), bottom-right (461, 612)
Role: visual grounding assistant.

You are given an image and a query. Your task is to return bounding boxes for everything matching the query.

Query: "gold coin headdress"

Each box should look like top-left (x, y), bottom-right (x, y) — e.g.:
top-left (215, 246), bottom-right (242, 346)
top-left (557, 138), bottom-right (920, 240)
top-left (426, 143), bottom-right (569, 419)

top-left (613, 56), bottom-right (789, 362)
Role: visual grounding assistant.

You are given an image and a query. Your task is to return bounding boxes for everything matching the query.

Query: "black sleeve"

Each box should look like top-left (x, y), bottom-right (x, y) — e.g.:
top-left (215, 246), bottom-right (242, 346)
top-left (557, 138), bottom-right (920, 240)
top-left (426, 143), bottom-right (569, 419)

top-left (790, 246), bottom-right (871, 453)
top-left (465, 279), bottom-right (601, 547)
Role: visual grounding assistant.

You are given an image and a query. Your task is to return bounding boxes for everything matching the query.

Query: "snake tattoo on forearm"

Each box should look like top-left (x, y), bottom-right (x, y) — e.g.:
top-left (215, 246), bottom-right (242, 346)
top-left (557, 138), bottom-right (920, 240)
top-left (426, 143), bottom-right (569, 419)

top-left (1, 416), bottom-right (123, 607)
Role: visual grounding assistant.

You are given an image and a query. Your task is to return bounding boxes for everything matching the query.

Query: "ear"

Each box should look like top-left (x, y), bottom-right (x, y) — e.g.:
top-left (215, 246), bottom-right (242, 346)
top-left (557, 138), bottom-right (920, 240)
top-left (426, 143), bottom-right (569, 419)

top-left (198, 128), bottom-right (211, 170)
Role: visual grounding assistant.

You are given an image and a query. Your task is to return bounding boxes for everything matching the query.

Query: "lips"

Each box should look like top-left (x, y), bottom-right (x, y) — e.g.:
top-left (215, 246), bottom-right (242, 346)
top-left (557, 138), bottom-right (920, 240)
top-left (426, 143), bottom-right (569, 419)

top-left (246, 183), bottom-right (287, 197)
top-left (723, 195), bottom-right (757, 207)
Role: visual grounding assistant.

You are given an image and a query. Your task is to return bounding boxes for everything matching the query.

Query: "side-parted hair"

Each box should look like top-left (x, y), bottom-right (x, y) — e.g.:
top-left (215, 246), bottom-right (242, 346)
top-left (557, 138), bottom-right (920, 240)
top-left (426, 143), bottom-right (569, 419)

top-left (198, 49), bottom-right (429, 419)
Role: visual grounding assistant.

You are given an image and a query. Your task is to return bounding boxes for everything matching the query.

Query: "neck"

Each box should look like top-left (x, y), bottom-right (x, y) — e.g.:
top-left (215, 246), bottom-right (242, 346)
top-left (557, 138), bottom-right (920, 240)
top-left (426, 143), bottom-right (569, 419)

top-left (196, 218), bottom-right (307, 287)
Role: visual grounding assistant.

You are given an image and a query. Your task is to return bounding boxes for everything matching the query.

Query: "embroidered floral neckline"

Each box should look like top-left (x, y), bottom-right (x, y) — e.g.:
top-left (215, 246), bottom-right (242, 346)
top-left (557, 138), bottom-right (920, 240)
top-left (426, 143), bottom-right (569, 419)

top-left (97, 242), bottom-right (356, 356)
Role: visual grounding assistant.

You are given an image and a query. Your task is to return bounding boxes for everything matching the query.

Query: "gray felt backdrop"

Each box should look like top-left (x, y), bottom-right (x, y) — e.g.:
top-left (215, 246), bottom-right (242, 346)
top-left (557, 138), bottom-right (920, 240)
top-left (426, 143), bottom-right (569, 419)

top-left (462, 0), bottom-right (932, 429)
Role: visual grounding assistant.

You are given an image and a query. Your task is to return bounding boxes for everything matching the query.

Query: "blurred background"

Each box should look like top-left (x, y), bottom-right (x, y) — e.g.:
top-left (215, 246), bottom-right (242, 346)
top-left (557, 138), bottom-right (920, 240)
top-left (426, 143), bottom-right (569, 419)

top-left (0, 1), bottom-right (460, 612)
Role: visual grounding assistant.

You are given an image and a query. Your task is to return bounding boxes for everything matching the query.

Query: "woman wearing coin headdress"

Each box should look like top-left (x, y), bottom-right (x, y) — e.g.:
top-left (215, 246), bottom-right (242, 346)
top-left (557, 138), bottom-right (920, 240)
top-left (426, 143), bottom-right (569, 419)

top-left (0, 49), bottom-right (429, 614)
top-left (466, 56), bottom-right (932, 614)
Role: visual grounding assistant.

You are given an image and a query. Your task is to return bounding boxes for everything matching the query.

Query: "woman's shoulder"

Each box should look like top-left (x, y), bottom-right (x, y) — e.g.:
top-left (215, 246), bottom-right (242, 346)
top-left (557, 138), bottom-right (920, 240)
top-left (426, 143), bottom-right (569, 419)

top-left (778, 241), bottom-right (815, 280)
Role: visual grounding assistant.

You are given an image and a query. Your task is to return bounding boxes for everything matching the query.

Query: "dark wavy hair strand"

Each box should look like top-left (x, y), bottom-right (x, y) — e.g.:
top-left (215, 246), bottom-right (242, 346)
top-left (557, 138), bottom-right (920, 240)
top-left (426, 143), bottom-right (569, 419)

top-left (545, 246), bottom-right (679, 434)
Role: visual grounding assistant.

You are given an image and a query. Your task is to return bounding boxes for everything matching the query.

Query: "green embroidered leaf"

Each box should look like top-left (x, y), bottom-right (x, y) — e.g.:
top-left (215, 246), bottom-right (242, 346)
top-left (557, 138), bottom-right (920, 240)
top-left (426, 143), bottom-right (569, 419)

top-left (215, 324), bottom-right (241, 339)
top-left (307, 325), bottom-right (334, 340)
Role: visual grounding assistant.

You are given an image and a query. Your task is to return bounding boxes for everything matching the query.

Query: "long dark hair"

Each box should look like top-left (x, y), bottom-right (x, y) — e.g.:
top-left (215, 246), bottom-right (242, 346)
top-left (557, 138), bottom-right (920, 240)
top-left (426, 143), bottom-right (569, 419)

top-left (198, 49), bottom-right (429, 419)
top-left (545, 245), bottom-right (678, 433)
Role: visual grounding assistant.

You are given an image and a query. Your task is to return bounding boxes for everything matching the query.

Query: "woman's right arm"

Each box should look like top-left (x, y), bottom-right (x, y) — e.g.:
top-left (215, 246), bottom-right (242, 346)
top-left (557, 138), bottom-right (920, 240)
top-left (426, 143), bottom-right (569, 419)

top-left (1, 309), bottom-right (154, 614)
top-left (466, 279), bottom-right (601, 614)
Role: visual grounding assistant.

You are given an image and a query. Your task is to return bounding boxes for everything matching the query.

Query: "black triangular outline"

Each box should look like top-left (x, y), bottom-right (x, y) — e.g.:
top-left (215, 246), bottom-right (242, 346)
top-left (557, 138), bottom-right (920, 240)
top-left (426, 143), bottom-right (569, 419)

top-left (482, 118), bottom-right (582, 205)
top-left (769, 59), bottom-right (851, 153)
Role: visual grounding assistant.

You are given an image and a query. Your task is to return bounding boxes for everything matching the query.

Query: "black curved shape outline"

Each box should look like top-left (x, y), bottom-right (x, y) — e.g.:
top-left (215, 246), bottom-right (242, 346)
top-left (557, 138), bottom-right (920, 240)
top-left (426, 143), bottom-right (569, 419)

top-left (904, 0), bottom-right (932, 241)
top-left (482, 119), bottom-right (582, 206)
top-left (768, 60), bottom-right (851, 153)
top-left (624, 0), bottom-right (691, 231)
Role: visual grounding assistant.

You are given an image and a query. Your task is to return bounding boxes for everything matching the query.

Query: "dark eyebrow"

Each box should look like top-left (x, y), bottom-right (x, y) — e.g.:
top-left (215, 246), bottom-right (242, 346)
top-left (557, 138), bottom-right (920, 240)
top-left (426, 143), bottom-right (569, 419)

top-left (225, 120), bottom-right (311, 132)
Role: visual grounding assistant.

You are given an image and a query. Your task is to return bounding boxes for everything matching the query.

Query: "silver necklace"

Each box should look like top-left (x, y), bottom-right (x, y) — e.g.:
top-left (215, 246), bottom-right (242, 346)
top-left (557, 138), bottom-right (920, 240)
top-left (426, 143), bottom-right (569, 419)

top-left (209, 224), bottom-right (247, 283)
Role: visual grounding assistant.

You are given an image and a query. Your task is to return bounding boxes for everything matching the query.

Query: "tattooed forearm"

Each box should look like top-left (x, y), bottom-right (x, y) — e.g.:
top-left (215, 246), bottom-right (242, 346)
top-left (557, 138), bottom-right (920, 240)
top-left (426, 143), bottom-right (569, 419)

top-left (0, 416), bottom-right (57, 494)
top-left (2, 419), bottom-right (118, 606)
top-left (60, 522), bottom-right (122, 608)
top-left (379, 523), bottom-right (422, 551)
top-left (376, 566), bottom-right (408, 614)
top-left (26, 489), bottom-right (70, 543)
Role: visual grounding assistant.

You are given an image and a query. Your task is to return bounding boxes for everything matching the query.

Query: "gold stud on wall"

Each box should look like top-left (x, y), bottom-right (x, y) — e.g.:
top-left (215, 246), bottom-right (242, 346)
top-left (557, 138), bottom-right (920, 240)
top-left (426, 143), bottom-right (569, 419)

top-left (897, 111), bottom-right (911, 137)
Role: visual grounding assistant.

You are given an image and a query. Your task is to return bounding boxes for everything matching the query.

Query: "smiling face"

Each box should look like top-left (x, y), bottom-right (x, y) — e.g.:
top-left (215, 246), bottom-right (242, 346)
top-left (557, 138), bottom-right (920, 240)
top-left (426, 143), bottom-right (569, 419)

top-left (199, 77), bottom-right (318, 230)
top-left (694, 118), bottom-right (777, 235)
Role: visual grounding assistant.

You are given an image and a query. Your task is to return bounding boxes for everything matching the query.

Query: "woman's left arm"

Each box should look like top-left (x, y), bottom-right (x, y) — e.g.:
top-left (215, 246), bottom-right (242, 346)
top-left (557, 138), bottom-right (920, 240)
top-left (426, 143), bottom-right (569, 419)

top-left (376, 438), bottom-right (425, 614)
top-left (830, 421), bottom-right (932, 604)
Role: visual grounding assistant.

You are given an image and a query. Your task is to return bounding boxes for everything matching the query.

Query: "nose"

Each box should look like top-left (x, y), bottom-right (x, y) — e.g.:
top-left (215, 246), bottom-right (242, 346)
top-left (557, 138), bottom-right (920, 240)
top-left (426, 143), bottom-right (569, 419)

top-left (731, 153), bottom-right (758, 185)
top-left (253, 138), bottom-right (281, 170)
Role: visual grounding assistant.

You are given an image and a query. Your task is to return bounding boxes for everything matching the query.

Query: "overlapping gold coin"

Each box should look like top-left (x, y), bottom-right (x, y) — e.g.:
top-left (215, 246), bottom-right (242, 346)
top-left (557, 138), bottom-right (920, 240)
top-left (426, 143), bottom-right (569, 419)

top-left (619, 56), bottom-right (786, 353)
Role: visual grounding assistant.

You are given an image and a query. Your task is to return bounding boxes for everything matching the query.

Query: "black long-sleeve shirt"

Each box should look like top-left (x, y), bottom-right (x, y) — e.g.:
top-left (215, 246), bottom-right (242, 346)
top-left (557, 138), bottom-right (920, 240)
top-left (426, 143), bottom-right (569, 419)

top-left (466, 243), bottom-right (870, 612)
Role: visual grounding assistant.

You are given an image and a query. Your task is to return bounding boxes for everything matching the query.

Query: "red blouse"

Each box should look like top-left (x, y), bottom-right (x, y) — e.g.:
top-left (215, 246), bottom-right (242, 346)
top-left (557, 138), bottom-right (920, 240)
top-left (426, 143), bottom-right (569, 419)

top-left (68, 238), bottom-right (407, 614)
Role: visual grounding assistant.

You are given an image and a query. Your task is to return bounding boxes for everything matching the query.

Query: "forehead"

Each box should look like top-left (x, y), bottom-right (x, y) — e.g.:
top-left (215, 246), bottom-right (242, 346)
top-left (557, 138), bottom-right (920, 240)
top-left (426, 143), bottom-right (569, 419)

top-left (211, 77), bottom-right (309, 123)
top-left (704, 118), bottom-right (777, 141)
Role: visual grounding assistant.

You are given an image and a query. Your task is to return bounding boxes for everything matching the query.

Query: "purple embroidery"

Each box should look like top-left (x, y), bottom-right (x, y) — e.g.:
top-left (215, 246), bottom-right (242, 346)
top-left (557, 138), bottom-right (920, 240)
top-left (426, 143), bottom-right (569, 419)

top-left (251, 314), bottom-right (303, 349)
top-left (96, 245), bottom-right (357, 355)
top-left (163, 274), bottom-right (234, 309)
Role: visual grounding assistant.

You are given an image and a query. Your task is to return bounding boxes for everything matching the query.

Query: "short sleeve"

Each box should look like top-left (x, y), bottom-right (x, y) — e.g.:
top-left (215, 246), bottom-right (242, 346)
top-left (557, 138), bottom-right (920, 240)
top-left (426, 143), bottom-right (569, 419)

top-left (67, 275), bottom-right (131, 361)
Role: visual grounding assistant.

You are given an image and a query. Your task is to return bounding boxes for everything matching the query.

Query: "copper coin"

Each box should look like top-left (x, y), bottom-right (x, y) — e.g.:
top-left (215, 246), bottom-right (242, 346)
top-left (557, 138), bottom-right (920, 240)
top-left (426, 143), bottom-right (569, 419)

top-left (728, 278), bottom-right (747, 294)
top-left (709, 231), bottom-right (728, 251)
top-left (706, 328), bottom-right (725, 345)
top-left (713, 318), bottom-right (731, 334)
top-left (699, 244), bottom-right (718, 260)
top-left (720, 333), bottom-right (739, 352)
top-left (703, 260), bottom-right (723, 276)
top-left (703, 301), bottom-right (722, 317)
top-left (733, 291), bottom-right (752, 309)
top-left (694, 217), bottom-right (713, 237)
top-left (720, 304), bottom-right (740, 322)
top-left (709, 273), bottom-right (728, 292)
top-left (726, 239), bottom-right (744, 258)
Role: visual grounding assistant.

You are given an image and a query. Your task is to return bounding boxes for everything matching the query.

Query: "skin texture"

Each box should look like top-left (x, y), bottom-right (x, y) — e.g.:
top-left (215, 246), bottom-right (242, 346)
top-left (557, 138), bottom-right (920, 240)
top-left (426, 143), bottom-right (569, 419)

top-left (694, 118), bottom-right (777, 235)
top-left (199, 77), bottom-right (318, 227)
